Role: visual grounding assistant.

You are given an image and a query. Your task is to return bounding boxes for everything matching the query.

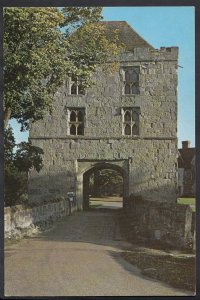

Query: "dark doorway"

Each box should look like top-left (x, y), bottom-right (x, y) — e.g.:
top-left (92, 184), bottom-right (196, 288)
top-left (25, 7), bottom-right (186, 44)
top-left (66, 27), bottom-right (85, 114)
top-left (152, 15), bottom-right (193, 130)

top-left (83, 165), bottom-right (124, 210)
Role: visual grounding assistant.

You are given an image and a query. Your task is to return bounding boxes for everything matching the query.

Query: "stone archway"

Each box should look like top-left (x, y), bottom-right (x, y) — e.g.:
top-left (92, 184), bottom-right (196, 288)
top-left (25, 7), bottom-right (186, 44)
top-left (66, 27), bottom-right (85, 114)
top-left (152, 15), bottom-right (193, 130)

top-left (76, 160), bottom-right (129, 210)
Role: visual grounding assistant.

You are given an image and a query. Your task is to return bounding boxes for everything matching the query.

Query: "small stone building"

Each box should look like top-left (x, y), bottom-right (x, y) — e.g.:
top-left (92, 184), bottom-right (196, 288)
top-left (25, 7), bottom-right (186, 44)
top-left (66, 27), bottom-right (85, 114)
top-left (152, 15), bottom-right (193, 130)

top-left (28, 21), bottom-right (179, 209)
top-left (178, 141), bottom-right (196, 196)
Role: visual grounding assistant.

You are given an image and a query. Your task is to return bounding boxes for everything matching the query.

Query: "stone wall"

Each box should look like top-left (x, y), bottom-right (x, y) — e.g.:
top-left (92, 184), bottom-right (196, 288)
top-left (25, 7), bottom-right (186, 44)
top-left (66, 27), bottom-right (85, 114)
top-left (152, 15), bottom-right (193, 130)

top-left (29, 138), bottom-right (177, 208)
top-left (30, 47), bottom-right (178, 139)
top-left (29, 46), bottom-right (178, 208)
top-left (124, 195), bottom-right (193, 249)
top-left (4, 198), bottom-right (76, 239)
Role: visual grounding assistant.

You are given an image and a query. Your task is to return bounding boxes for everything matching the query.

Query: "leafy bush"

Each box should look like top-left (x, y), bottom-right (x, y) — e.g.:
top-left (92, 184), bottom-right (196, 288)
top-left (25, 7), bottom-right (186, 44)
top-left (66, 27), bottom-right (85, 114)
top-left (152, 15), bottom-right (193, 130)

top-left (4, 166), bottom-right (27, 207)
top-left (4, 126), bottom-right (43, 207)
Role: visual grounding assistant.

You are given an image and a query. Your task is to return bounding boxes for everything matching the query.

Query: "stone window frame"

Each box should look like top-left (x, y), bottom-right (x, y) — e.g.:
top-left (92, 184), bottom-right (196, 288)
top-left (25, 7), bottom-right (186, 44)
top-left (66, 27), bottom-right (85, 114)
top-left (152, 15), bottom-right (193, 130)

top-left (121, 67), bottom-right (140, 95)
top-left (69, 75), bottom-right (85, 95)
top-left (67, 108), bottom-right (85, 136)
top-left (122, 107), bottom-right (140, 136)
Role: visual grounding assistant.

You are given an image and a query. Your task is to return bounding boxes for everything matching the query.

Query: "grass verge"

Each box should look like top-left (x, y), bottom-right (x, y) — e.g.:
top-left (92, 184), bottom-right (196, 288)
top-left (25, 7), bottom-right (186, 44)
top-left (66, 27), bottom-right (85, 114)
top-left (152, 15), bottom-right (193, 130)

top-left (122, 248), bottom-right (195, 291)
top-left (89, 202), bottom-right (102, 208)
top-left (177, 198), bottom-right (195, 212)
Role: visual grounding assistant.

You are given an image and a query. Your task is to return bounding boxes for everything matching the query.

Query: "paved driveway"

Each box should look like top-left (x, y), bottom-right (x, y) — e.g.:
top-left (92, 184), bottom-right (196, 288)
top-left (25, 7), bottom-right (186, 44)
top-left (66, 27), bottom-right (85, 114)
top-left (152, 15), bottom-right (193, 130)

top-left (5, 207), bottom-right (192, 296)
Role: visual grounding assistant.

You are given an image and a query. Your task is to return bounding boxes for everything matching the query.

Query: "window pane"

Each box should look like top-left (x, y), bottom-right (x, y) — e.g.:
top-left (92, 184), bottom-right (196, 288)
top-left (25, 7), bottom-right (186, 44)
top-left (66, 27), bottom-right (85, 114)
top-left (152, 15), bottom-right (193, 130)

top-left (132, 124), bottom-right (138, 135)
top-left (132, 111), bottom-right (138, 122)
top-left (70, 124), bottom-right (76, 135)
top-left (125, 70), bottom-right (130, 81)
top-left (130, 70), bottom-right (139, 82)
top-left (125, 83), bottom-right (131, 94)
top-left (77, 110), bottom-right (83, 121)
top-left (77, 124), bottom-right (84, 135)
top-left (125, 124), bottom-right (131, 135)
top-left (124, 111), bottom-right (131, 122)
top-left (78, 85), bottom-right (85, 95)
top-left (71, 83), bottom-right (77, 95)
top-left (132, 84), bottom-right (139, 94)
top-left (70, 111), bottom-right (76, 122)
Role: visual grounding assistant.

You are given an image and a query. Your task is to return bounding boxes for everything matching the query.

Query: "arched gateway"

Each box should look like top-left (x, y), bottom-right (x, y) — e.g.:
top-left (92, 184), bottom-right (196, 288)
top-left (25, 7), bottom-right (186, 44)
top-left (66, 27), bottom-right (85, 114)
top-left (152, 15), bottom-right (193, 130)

top-left (28, 21), bottom-right (178, 207)
top-left (76, 160), bottom-right (129, 210)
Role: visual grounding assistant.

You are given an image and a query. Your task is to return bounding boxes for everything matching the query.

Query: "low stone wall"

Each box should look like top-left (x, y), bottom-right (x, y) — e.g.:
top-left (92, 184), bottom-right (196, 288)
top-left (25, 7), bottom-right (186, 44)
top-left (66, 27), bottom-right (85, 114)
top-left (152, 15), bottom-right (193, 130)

top-left (124, 195), bottom-right (193, 249)
top-left (4, 198), bottom-right (76, 239)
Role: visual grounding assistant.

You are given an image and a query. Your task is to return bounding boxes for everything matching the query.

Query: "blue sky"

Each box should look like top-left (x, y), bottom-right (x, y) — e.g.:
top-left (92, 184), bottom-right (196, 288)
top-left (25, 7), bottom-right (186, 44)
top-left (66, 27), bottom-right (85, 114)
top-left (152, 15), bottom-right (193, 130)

top-left (10, 6), bottom-right (195, 148)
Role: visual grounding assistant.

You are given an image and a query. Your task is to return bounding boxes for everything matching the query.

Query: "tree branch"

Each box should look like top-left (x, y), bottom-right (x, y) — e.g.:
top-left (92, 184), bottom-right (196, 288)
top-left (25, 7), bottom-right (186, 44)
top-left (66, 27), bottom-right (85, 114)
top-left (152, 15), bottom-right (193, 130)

top-left (4, 107), bottom-right (11, 129)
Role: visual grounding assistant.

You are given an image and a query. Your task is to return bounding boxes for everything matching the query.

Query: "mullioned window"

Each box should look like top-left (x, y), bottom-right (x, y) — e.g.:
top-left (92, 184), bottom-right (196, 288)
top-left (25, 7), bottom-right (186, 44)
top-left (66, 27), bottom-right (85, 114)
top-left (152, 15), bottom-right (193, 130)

top-left (122, 67), bottom-right (140, 95)
top-left (122, 107), bottom-right (140, 136)
top-left (68, 108), bottom-right (85, 135)
top-left (70, 75), bottom-right (85, 95)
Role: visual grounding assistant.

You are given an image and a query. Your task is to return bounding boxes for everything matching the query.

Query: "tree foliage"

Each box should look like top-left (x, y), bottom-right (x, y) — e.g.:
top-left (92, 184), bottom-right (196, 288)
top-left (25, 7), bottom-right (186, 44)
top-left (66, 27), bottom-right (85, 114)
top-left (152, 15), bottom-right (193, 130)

top-left (89, 169), bottom-right (123, 196)
top-left (4, 7), bottom-right (121, 130)
top-left (4, 166), bottom-right (28, 207)
top-left (5, 126), bottom-right (44, 172)
top-left (3, 7), bottom-right (122, 205)
top-left (4, 8), bottom-right (67, 130)
top-left (97, 169), bottom-right (123, 187)
top-left (14, 142), bottom-right (43, 173)
top-left (4, 127), bottom-right (44, 206)
top-left (61, 7), bottom-right (103, 33)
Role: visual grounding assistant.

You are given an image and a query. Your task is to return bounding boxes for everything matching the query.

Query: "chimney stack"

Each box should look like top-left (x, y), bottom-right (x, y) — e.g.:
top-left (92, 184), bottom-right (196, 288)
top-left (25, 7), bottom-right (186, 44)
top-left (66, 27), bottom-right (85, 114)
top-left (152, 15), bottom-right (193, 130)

top-left (182, 141), bottom-right (191, 150)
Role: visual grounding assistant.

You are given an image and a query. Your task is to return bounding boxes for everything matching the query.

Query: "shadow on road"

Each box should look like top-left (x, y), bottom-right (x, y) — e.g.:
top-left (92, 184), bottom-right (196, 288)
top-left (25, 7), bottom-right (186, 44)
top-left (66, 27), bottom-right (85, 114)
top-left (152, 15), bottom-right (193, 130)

top-left (5, 205), bottom-right (193, 296)
top-left (30, 208), bottom-right (129, 247)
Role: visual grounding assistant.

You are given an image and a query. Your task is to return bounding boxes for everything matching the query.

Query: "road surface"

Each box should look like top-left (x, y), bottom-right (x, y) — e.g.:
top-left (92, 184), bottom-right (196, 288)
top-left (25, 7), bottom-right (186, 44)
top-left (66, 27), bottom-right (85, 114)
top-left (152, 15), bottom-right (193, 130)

top-left (5, 201), bottom-right (192, 296)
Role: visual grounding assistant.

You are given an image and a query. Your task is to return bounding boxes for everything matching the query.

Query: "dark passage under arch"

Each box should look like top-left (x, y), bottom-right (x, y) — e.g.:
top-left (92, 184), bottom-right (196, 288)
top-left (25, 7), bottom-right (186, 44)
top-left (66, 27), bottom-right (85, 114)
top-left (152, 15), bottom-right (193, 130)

top-left (82, 163), bottom-right (126, 211)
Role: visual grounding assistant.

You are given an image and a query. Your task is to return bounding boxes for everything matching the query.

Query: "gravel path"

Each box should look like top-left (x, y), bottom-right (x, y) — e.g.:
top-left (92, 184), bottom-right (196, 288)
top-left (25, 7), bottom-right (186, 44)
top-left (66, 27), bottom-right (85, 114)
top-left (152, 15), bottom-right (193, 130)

top-left (5, 208), bottom-right (192, 296)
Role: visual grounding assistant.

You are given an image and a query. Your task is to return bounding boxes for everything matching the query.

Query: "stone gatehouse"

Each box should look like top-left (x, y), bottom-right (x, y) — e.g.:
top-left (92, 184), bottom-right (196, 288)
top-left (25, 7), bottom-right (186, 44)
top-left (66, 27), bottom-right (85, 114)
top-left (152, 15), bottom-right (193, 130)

top-left (28, 21), bottom-right (178, 210)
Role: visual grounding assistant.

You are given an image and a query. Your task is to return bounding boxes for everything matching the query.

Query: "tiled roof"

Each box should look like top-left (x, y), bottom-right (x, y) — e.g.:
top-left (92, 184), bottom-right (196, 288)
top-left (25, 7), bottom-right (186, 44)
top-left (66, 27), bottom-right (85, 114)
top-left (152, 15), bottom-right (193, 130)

top-left (99, 21), bottom-right (154, 50)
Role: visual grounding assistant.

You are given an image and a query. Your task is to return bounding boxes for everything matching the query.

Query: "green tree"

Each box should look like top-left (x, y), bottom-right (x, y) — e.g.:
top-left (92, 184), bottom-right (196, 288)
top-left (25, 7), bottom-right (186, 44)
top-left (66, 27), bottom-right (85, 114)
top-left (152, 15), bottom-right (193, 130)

top-left (4, 7), bottom-right (120, 130)
top-left (90, 169), bottom-right (123, 196)
top-left (4, 127), bottom-right (44, 206)
top-left (3, 7), bottom-right (122, 205)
